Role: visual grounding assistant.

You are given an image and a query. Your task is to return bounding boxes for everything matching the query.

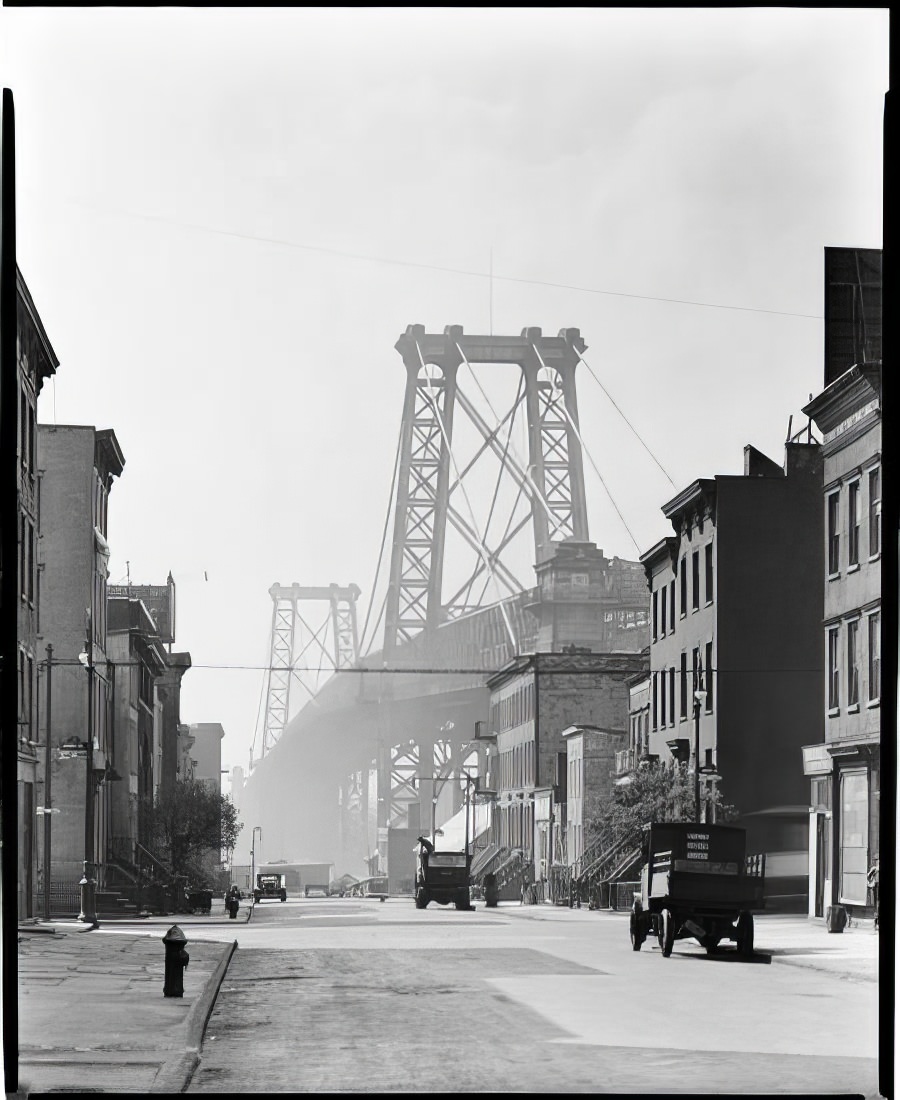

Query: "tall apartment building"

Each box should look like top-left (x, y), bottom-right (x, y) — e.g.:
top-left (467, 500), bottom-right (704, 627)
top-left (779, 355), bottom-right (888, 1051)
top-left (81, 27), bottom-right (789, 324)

top-left (12, 270), bottom-right (58, 918)
top-left (801, 246), bottom-right (882, 922)
top-left (37, 424), bottom-right (125, 905)
top-left (639, 439), bottom-right (823, 910)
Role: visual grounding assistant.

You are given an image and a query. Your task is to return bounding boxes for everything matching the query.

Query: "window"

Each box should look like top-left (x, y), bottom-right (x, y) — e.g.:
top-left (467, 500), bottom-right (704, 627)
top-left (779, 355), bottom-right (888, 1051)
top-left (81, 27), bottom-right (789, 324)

top-left (848, 481), bottom-right (860, 567)
top-left (680, 652), bottom-right (688, 719)
top-left (669, 580), bottom-right (676, 631)
top-left (660, 586), bottom-right (667, 636)
top-left (868, 468), bottom-right (881, 558)
top-left (652, 674), bottom-right (658, 730)
top-left (669, 668), bottom-right (675, 726)
top-left (827, 627), bottom-right (840, 711)
top-left (691, 550), bottom-right (700, 611)
top-left (705, 641), bottom-right (714, 712)
top-left (652, 590), bottom-right (658, 642)
top-left (827, 492), bottom-right (840, 575)
top-left (846, 619), bottom-right (859, 707)
top-left (680, 557), bottom-right (687, 616)
top-left (692, 647), bottom-right (701, 694)
top-left (660, 668), bottom-right (667, 726)
top-left (704, 543), bottom-right (714, 604)
top-left (867, 611), bottom-right (880, 703)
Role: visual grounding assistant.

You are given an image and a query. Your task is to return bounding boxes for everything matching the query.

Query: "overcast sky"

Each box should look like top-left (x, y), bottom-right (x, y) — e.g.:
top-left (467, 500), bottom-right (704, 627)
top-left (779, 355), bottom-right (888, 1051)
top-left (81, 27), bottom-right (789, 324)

top-left (1, 8), bottom-right (888, 779)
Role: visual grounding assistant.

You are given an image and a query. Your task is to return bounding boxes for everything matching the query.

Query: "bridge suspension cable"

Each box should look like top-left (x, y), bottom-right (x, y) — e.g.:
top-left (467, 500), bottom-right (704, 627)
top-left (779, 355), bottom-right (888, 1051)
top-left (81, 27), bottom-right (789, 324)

top-left (359, 424), bottom-right (403, 658)
top-left (573, 347), bottom-right (678, 490)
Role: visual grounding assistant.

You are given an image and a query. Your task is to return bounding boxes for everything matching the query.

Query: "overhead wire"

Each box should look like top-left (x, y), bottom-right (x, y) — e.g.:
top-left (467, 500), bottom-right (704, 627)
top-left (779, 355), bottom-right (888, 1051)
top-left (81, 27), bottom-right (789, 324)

top-left (45, 193), bottom-right (822, 321)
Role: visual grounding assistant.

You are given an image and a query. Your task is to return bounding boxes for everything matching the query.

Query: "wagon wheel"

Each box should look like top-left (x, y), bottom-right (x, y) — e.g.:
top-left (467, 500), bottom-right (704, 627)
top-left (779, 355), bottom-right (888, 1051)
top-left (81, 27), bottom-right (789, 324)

top-left (736, 911), bottom-right (754, 956)
top-left (629, 912), bottom-right (644, 951)
top-left (658, 908), bottom-right (675, 957)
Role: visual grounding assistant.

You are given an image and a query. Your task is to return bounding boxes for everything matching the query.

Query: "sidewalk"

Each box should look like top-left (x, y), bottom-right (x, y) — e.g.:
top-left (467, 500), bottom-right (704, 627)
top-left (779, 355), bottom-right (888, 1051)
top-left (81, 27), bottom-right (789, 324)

top-left (503, 902), bottom-right (880, 983)
top-left (14, 900), bottom-right (252, 1096)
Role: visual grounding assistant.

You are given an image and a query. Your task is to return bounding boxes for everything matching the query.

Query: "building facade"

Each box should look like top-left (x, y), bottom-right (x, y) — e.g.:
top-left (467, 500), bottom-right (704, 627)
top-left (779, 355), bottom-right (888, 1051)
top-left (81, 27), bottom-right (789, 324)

top-left (639, 440), bottom-right (823, 910)
top-left (106, 596), bottom-right (168, 866)
top-left (485, 650), bottom-right (644, 885)
top-left (800, 248), bottom-right (882, 922)
top-left (562, 723), bottom-right (627, 874)
top-left (37, 424), bottom-right (125, 908)
top-left (14, 270), bottom-right (58, 918)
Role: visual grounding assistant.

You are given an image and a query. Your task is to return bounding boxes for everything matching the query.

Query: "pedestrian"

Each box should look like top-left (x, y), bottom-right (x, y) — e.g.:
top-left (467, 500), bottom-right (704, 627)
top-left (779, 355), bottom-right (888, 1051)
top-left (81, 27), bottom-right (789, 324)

top-left (867, 858), bottom-right (879, 930)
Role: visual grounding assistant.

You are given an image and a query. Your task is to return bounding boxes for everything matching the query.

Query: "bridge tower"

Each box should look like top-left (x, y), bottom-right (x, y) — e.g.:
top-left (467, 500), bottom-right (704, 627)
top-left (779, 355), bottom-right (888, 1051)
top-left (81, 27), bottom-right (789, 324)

top-left (384, 325), bottom-right (590, 655)
top-left (374, 326), bottom-right (592, 881)
top-left (255, 582), bottom-right (361, 764)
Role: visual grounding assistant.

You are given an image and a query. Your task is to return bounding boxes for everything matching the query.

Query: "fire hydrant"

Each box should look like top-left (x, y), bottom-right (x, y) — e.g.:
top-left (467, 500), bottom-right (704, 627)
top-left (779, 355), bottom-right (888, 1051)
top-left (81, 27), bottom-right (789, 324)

top-left (162, 924), bottom-right (190, 997)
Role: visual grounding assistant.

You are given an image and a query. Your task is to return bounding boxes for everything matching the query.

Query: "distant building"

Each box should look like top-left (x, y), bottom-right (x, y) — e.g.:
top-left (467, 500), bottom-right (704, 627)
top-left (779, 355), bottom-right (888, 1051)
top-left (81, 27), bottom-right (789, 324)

top-left (562, 723), bottom-right (627, 875)
top-left (801, 246), bottom-right (882, 923)
top-left (640, 439), bottom-right (823, 911)
top-left (106, 597), bottom-right (168, 865)
top-left (618, 661), bottom-right (651, 786)
top-left (188, 722), bottom-right (225, 793)
top-left (13, 270), bottom-right (58, 919)
top-left (530, 539), bottom-right (649, 653)
top-left (37, 424), bottom-right (125, 908)
top-left (483, 649), bottom-right (644, 895)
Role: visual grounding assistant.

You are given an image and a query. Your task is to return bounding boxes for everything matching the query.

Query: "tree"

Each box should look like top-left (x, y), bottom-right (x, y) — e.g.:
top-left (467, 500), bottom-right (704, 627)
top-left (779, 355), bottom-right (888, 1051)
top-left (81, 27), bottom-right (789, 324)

top-left (144, 779), bottom-right (243, 884)
top-left (587, 762), bottom-right (737, 856)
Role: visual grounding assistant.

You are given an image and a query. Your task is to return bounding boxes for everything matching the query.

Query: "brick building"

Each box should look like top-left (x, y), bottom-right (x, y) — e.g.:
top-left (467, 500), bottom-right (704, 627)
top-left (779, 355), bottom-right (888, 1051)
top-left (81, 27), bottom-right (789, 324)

top-left (37, 424), bottom-right (125, 909)
top-left (13, 270), bottom-right (58, 918)
top-left (801, 246), bottom-right (882, 923)
top-left (639, 439), bottom-right (823, 910)
top-left (484, 650), bottom-right (644, 889)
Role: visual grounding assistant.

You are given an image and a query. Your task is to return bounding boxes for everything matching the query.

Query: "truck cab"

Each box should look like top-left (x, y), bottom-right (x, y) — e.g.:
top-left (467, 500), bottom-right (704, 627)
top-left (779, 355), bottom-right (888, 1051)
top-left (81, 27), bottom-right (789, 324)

top-left (414, 838), bottom-right (473, 910)
top-left (254, 873), bottom-right (287, 903)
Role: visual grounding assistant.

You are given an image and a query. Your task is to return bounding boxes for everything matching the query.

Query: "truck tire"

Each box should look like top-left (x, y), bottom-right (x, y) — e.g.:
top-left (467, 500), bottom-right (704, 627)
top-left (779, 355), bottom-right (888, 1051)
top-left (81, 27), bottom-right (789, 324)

top-left (415, 887), bottom-right (429, 909)
top-left (659, 908), bottom-right (675, 957)
top-left (736, 911), bottom-right (754, 956)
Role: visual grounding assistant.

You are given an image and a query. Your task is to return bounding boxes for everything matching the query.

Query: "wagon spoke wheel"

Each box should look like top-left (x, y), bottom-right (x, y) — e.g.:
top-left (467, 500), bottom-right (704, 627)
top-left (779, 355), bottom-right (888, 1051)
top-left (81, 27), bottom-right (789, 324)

top-left (658, 908), bottom-right (675, 957)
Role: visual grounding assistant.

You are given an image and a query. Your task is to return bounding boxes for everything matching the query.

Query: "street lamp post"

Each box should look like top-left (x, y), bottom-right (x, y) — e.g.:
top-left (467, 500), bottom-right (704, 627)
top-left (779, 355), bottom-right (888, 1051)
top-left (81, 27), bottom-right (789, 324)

top-left (693, 670), bottom-right (707, 824)
top-left (250, 826), bottom-right (262, 898)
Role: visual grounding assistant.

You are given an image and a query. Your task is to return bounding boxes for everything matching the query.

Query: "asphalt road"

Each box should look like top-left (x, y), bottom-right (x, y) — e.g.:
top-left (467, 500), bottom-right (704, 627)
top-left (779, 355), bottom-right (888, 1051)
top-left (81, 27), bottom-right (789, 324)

top-left (186, 897), bottom-right (878, 1095)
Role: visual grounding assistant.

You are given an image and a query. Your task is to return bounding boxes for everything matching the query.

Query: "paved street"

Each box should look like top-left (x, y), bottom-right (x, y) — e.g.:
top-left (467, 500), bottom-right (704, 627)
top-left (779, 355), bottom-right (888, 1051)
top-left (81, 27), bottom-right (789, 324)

top-left (181, 898), bottom-right (878, 1095)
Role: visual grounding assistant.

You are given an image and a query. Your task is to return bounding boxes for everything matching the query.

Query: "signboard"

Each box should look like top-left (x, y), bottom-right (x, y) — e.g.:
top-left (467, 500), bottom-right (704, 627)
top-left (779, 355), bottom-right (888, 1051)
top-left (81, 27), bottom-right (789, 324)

top-left (107, 580), bottom-right (176, 643)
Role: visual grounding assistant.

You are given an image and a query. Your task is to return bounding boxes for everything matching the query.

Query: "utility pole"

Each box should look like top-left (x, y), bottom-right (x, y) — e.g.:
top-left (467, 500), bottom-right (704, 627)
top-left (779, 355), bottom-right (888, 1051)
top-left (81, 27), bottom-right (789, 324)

top-left (79, 612), bottom-right (98, 925)
top-left (43, 645), bottom-right (53, 920)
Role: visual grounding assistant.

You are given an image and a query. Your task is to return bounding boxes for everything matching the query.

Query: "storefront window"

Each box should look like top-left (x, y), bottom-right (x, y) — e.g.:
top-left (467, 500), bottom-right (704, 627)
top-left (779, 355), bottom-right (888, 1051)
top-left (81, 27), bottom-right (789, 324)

top-left (839, 768), bottom-right (869, 905)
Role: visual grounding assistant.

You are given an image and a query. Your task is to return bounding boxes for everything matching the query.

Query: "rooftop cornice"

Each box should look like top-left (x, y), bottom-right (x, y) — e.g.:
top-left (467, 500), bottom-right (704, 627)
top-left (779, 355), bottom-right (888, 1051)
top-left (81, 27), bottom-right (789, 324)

top-left (803, 363), bottom-right (882, 432)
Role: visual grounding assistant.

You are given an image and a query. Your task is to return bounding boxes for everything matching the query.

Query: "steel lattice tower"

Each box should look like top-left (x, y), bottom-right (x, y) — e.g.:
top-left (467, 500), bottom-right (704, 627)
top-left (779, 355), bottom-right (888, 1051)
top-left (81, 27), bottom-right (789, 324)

top-left (384, 325), bottom-right (589, 656)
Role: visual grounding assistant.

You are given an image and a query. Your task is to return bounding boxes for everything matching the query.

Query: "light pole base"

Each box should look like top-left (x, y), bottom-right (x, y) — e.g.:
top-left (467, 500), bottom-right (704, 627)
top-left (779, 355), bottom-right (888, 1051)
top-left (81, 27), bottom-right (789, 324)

top-left (78, 861), bottom-right (99, 926)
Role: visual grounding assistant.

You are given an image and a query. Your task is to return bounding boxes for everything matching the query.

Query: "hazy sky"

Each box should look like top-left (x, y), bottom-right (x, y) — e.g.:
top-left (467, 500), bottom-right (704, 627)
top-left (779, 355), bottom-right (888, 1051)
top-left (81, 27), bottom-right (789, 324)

top-left (1, 8), bottom-right (887, 778)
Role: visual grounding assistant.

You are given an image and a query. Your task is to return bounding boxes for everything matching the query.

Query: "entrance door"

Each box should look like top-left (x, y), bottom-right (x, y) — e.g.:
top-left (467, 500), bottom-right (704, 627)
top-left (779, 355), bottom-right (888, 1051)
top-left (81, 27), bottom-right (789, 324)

top-left (20, 781), bottom-right (34, 918)
top-left (815, 812), bottom-right (830, 918)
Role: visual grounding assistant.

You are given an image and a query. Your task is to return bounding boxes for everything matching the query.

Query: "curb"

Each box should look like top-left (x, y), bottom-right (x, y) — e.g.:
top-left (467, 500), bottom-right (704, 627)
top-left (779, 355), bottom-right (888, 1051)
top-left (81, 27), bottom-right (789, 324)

top-left (150, 938), bottom-right (238, 1093)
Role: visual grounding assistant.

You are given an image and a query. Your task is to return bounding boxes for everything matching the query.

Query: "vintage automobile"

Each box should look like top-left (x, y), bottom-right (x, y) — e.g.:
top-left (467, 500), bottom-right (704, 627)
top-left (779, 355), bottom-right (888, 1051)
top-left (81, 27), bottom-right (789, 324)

top-left (347, 876), bottom-right (389, 901)
top-left (414, 837), bottom-right (473, 911)
top-left (253, 873), bottom-right (288, 903)
top-left (630, 822), bottom-right (765, 958)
